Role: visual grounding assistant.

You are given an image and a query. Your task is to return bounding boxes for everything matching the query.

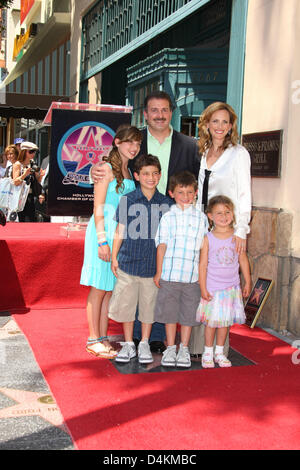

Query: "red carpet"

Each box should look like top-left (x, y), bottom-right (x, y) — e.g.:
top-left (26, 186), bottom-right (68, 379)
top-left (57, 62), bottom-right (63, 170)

top-left (12, 308), bottom-right (300, 450)
top-left (0, 223), bottom-right (88, 311)
top-left (3, 223), bottom-right (300, 449)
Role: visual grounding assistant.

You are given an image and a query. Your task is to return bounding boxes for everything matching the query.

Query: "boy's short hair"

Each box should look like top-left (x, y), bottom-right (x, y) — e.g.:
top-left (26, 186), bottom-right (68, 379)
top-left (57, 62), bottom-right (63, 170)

top-left (133, 154), bottom-right (161, 174)
top-left (168, 171), bottom-right (198, 193)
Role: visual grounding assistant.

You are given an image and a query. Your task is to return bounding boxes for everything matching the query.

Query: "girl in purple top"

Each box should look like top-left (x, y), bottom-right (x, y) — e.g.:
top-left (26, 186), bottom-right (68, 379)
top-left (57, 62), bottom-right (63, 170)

top-left (196, 195), bottom-right (251, 368)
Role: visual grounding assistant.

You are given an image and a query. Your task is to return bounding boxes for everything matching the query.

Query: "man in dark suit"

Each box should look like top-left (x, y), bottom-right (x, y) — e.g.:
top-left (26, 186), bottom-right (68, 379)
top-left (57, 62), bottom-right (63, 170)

top-left (91, 91), bottom-right (200, 352)
top-left (134, 91), bottom-right (200, 195)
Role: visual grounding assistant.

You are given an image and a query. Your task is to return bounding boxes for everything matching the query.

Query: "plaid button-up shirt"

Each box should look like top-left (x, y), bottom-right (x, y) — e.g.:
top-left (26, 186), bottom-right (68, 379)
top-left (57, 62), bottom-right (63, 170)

top-left (155, 204), bottom-right (208, 283)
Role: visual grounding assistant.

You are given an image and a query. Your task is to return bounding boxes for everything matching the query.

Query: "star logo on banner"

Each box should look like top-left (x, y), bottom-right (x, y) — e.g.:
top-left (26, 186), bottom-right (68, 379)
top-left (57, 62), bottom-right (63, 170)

top-left (70, 129), bottom-right (109, 172)
top-left (0, 319), bottom-right (22, 339)
top-left (0, 387), bottom-right (66, 430)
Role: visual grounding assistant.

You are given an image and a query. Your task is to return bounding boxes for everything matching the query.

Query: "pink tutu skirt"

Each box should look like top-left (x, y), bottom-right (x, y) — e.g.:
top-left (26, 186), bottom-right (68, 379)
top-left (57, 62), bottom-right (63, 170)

top-left (196, 285), bottom-right (246, 328)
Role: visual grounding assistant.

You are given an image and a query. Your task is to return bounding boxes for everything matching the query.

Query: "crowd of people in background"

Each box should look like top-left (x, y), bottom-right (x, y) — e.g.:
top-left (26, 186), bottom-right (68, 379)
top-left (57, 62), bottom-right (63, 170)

top-left (0, 137), bottom-right (50, 223)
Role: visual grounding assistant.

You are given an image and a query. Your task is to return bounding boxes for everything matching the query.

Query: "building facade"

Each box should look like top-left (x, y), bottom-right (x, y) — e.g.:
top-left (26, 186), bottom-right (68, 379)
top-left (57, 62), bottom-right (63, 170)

top-left (242, 0), bottom-right (300, 337)
top-left (0, 0), bottom-right (71, 161)
top-left (72, 0), bottom-right (247, 134)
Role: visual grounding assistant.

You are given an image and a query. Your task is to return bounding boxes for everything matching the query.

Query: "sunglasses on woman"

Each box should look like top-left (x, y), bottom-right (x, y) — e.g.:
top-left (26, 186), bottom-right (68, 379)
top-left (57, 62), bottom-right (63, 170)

top-left (28, 149), bottom-right (37, 154)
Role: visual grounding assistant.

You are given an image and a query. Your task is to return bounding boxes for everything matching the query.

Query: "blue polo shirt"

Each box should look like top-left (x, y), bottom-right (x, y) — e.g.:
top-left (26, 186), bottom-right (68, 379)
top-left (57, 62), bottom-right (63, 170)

top-left (115, 186), bottom-right (171, 277)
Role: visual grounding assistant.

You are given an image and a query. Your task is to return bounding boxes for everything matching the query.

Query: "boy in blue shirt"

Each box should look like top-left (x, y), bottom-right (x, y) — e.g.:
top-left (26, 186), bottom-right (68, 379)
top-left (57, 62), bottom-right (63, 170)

top-left (109, 154), bottom-right (171, 364)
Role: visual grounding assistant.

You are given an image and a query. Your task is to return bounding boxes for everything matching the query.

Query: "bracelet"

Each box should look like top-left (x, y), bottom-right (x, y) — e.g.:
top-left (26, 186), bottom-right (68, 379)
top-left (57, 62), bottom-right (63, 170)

top-left (96, 231), bottom-right (106, 235)
top-left (97, 237), bottom-right (107, 242)
top-left (98, 241), bottom-right (108, 247)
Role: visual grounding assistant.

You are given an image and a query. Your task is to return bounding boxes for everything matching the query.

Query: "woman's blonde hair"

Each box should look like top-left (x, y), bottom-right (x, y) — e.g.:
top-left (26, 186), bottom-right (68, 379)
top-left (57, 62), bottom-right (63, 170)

top-left (206, 195), bottom-right (236, 230)
top-left (5, 145), bottom-right (19, 161)
top-left (103, 125), bottom-right (142, 193)
top-left (198, 102), bottom-right (239, 154)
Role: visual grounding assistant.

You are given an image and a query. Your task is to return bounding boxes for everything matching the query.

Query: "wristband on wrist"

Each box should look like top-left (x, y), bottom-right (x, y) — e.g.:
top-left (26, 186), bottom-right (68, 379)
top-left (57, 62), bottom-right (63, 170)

top-left (98, 241), bottom-right (108, 247)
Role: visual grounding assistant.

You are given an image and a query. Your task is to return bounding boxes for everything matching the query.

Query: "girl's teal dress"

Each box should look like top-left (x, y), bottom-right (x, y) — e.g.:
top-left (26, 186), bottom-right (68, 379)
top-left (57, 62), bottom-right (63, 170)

top-left (80, 169), bottom-right (135, 291)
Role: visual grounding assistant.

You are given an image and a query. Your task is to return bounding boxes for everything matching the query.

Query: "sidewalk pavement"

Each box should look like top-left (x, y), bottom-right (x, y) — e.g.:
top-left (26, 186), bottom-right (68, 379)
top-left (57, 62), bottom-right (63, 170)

top-left (0, 312), bottom-right (74, 450)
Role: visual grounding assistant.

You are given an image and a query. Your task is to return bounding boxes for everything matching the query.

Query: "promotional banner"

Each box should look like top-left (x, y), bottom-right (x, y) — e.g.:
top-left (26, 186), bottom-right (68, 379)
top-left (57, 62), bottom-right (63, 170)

top-left (48, 109), bottom-right (132, 216)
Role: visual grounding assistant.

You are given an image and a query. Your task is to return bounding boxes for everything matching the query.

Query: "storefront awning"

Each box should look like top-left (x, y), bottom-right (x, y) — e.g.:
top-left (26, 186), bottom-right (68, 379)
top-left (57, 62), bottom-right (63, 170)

top-left (0, 105), bottom-right (48, 120)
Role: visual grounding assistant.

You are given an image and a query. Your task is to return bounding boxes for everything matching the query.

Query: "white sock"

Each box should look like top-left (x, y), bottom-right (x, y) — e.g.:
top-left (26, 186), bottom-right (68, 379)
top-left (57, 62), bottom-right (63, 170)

top-left (215, 345), bottom-right (224, 355)
top-left (204, 346), bottom-right (214, 356)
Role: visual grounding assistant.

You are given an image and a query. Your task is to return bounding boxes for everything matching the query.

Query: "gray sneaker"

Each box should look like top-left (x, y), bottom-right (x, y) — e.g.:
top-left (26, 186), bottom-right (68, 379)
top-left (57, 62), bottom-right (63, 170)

top-left (161, 345), bottom-right (177, 367)
top-left (176, 344), bottom-right (191, 368)
top-left (115, 342), bottom-right (136, 363)
top-left (138, 340), bottom-right (153, 364)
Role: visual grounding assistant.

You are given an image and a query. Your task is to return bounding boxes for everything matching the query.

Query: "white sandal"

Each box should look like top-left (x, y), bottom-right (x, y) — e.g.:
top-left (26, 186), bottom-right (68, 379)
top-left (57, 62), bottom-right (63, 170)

top-left (201, 353), bottom-right (215, 369)
top-left (214, 353), bottom-right (232, 368)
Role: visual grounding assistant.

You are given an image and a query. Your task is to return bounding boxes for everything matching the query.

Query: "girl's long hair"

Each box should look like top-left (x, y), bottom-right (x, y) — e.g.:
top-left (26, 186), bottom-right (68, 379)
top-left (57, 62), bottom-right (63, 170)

top-left (198, 102), bottom-right (239, 154)
top-left (103, 125), bottom-right (142, 192)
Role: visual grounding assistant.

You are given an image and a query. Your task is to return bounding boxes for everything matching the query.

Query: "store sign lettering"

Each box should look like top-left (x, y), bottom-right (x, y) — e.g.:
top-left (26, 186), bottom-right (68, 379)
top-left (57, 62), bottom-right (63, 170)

top-left (13, 23), bottom-right (37, 61)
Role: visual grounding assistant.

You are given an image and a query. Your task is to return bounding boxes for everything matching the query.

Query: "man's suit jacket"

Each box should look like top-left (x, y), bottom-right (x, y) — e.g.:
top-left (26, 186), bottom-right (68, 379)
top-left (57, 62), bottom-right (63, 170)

top-left (129, 128), bottom-right (201, 195)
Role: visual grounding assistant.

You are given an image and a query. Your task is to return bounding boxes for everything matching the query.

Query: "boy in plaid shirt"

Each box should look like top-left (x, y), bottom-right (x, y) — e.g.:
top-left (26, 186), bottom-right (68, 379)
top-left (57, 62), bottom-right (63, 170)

top-left (154, 171), bottom-right (208, 368)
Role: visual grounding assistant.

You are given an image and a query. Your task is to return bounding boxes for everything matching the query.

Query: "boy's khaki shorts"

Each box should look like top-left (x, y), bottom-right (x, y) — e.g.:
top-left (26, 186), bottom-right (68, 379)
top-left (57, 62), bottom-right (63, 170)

top-left (108, 268), bottom-right (158, 324)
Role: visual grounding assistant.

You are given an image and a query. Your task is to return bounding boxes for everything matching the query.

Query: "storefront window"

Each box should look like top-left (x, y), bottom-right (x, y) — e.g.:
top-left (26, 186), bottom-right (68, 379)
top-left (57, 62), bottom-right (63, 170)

top-left (131, 80), bottom-right (159, 128)
top-left (81, 0), bottom-right (195, 78)
top-left (181, 117), bottom-right (198, 138)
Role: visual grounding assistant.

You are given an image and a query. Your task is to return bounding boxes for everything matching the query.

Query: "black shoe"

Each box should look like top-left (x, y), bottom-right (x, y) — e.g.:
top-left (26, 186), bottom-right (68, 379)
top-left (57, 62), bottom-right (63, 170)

top-left (0, 209), bottom-right (6, 226)
top-left (149, 341), bottom-right (166, 353)
top-left (190, 353), bottom-right (202, 359)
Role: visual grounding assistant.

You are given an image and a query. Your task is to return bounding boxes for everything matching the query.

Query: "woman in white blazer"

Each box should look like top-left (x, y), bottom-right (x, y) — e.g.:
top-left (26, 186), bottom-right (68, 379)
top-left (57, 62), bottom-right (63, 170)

top-left (197, 101), bottom-right (252, 254)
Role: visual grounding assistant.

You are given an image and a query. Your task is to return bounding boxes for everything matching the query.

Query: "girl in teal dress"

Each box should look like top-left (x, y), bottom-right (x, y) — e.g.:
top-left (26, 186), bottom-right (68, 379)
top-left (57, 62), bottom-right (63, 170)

top-left (80, 126), bottom-right (142, 358)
